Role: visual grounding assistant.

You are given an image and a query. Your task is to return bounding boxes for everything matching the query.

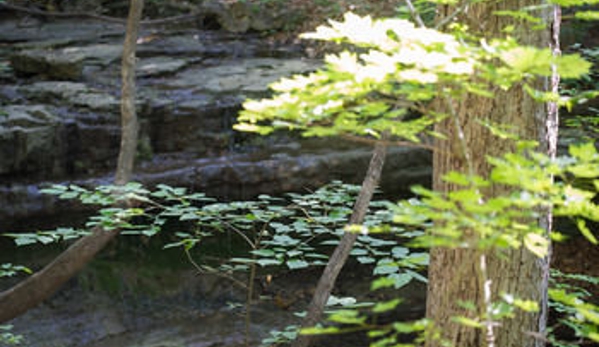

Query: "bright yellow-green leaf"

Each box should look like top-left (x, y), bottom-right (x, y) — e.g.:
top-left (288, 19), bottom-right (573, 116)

top-left (500, 46), bottom-right (552, 76)
top-left (550, 0), bottom-right (599, 6)
top-left (233, 123), bottom-right (265, 133)
top-left (373, 299), bottom-right (403, 313)
top-left (494, 10), bottom-right (542, 24)
top-left (569, 142), bottom-right (598, 160)
top-left (556, 54), bottom-right (592, 79)
top-left (575, 11), bottom-right (599, 20)
top-left (443, 171), bottom-right (472, 186)
top-left (513, 299), bottom-right (539, 312)
top-left (576, 219), bottom-right (598, 245)
top-left (301, 326), bottom-right (340, 335)
top-left (524, 233), bottom-right (549, 258)
top-left (452, 316), bottom-right (482, 328)
top-left (550, 231), bottom-right (567, 242)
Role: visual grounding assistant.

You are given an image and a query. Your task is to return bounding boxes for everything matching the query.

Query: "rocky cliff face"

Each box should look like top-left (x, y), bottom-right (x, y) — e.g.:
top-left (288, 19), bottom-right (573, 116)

top-left (0, 11), bottom-right (432, 227)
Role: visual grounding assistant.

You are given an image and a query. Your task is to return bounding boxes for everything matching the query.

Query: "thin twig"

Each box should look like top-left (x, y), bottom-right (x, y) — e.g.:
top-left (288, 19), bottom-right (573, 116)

top-left (404, 0), bottom-right (426, 28)
top-left (220, 220), bottom-right (256, 249)
top-left (244, 221), bottom-right (270, 347)
top-left (435, 1), bottom-right (471, 30)
top-left (340, 133), bottom-right (439, 152)
top-left (184, 248), bottom-right (249, 290)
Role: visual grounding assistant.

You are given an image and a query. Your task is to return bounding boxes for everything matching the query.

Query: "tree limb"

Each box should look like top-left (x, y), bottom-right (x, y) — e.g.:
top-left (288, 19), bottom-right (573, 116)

top-left (0, 226), bottom-right (119, 323)
top-left (291, 136), bottom-right (388, 347)
top-left (115, 0), bottom-right (143, 185)
top-left (0, 0), bottom-right (144, 324)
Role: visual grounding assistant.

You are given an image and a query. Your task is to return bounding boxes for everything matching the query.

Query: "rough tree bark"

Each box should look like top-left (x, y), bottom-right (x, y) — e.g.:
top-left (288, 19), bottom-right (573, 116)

top-left (292, 137), bottom-right (388, 347)
top-left (115, 0), bottom-right (143, 185)
top-left (0, 0), bottom-right (145, 324)
top-left (426, 2), bottom-right (560, 347)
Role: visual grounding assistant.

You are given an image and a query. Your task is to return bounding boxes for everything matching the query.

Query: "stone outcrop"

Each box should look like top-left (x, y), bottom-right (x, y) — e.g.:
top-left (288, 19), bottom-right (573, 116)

top-left (10, 48), bottom-right (85, 80)
top-left (200, 0), bottom-right (291, 33)
top-left (0, 15), bottom-right (432, 228)
top-left (0, 105), bottom-right (65, 176)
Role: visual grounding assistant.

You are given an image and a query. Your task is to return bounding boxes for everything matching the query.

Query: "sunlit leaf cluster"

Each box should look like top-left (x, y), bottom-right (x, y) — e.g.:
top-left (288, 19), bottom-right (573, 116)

top-left (0, 325), bottom-right (22, 346)
top-left (0, 263), bottom-right (31, 278)
top-left (236, 13), bottom-right (590, 142)
top-left (394, 142), bottom-right (599, 259)
top-left (549, 269), bottom-right (599, 345)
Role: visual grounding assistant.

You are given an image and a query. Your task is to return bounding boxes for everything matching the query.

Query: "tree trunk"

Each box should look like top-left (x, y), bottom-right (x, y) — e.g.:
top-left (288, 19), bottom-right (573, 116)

top-left (292, 137), bottom-right (388, 347)
top-left (0, 0), bottom-right (144, 324)
top-left (426, 2), bottom-right (560, 347)
top-left (115, 0), bottom-right (144, 185)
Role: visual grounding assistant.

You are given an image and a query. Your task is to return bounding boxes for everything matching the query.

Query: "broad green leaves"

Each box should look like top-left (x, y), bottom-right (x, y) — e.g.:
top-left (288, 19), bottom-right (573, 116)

top-left (394, 141), bottom-right (599, 257)
top-left (499, 46), bottom-right (590, 79)
top-left (0, 325), bottom-right (23, 346)
top-left (236, 13), bottom-right (590, 142)
top-left (550, 288), bottom-right (599, 342)
top-left (549, 270), bottom-right (599, 344)
top-left (0, 264), bottom-right (31, 278)
top-left (236, 13), bottom-right (477, 139)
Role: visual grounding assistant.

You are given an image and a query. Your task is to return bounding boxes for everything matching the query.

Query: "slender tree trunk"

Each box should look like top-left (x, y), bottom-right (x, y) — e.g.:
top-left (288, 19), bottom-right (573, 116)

top-left (426, 2), bottom-right (560, 347)
top-left (292, 138), bottom-right (388, 347)
top-left (0, 0), bottom-right (144, 324)
top-left (116, 0), bottom-right (143, 185)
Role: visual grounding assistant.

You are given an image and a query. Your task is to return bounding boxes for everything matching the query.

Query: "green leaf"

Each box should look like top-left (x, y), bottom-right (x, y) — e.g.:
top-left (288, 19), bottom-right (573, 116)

top-left (287, 250), bottom-right (303, 257)
top-left (257, 259), bottom-right (282, 267)
top-left (230, 257), bottom-right (255, 264)
top-left (37, 235), bottom-right (55, 244)
top-left (371, 276), bottom-right (396, 290)
top-left (392, 321), bottom-right (422, 333)
top-left (286, 259), bottom-right (309, 269)
top-left (406, 252), bottom-right (430, 266)
top-left (327, 309), bottom-right (366, 324)
top-left (251, 249), bottom-right (276, 257)
top-left (357, 256), bottom-right (376, 264)
top-left (452, 316), bottom-right (482, 328)
top-left (443, 171), bottom-right (472, 186)
top-left (374, 262), bottom-right (399, 275)
top-left (500, 46), bottom-right (553, 76)
top-left (569, 142), bottom-right (597, 160)
top-left (373, 299), bottom-right (402, 313)
top-left (556, 54), bottom-right (592, 79)
top-left (391, 246), bottom-right (409, 259)
top-left (180, 212), bottom-right (199, 221)
top-left (300, 326), bottom-right (340, 335)
top-left (575, 11), bottom-right (599, 20)
top-left (576, 219), bottom-right (598, 245)
top-left (513, 299), bottom-right (539, 312)
top-left (40, 184), bottom-right (68, 195)
top-left (350, 248), bottom-right (368, 256)
top-left (59, 191), bottom-right (80, 199)
top-left (389, 273), bottom-right (413, 289)
top-left (550, 0), bottom-right (599, 7)
top-left (305, 253), bottom-right (329, 259)
top-left (327, 295), bottom-right (357, 307)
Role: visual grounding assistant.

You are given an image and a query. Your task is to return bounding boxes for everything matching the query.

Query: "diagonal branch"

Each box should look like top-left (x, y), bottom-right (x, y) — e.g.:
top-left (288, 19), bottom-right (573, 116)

top-left (0, 0), bottom-right (145, 324)
top-left (0, 226), bottom-right (119, 323)
top-left (291, 135), bottom-right (389, 347)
